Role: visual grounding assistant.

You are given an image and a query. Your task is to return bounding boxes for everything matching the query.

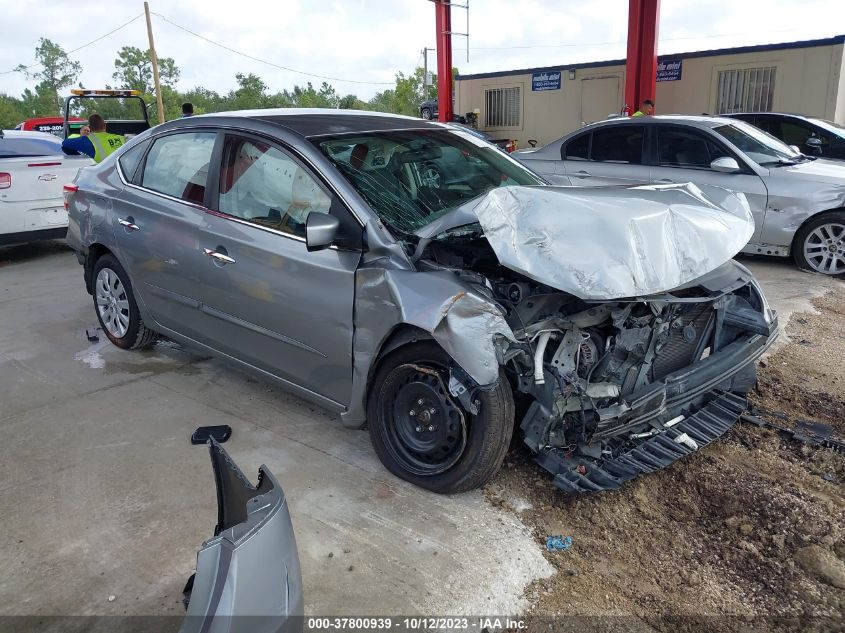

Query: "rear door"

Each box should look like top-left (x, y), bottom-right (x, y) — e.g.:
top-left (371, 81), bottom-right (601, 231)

top-left (650, 124), bottom-right (769, 241)
top-left (562, 124), bottom-right (650, 186)
top-left (113, 130), bottom-right (217, 338)
top-left (193, 132), bottom-right (361, 405)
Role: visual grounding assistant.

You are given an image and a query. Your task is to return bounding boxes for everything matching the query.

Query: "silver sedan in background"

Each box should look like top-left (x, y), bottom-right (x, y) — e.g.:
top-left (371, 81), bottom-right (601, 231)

top-left (515, 115), bottom-right (845, 275)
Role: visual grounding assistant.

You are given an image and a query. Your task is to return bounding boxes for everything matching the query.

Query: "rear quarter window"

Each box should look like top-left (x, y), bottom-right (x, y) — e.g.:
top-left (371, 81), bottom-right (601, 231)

top-left (118, 139), bottom-right (152, 183)
top-left (0, 136), bottom-right (64, 159)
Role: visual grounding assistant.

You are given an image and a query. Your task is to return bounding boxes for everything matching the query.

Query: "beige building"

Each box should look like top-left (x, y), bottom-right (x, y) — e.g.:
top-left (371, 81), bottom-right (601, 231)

top-left (455, 35), bottom-right (845, 147)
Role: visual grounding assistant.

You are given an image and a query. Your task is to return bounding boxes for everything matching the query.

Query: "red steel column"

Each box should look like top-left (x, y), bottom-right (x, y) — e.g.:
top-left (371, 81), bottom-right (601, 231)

top-left (625, 0), bottom-right (660, 113)
top-left (434, 0), bottom-right (453, 122)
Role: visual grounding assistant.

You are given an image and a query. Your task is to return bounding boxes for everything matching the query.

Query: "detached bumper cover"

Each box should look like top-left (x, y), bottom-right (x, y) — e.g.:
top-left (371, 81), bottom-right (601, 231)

top-left (180, 440), bottom-right (303, 633)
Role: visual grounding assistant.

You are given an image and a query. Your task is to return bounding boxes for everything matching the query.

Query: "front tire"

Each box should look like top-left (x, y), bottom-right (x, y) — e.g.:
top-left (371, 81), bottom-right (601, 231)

top-left (793, 211), bottom-right (845, 276)
top-left (421, 107), bottom-right (433, 120)
top-left (92, 254), bottom-right (157, 350)
top-left (367, 342), bottom-right (514, 494)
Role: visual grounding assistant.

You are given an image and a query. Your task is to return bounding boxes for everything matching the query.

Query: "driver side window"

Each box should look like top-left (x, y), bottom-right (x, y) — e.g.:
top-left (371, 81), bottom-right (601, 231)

top-left (657, 127), bottom-right (729, 169)
top-left (217, 135), bottom-right (331, 238)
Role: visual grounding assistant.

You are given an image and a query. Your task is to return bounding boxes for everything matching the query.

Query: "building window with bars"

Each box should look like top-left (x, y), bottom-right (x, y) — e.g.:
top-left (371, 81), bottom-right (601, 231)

top-left (716, 67), bottom-right (776, 113)
top-left (484, 87), bottom-right (521, 127)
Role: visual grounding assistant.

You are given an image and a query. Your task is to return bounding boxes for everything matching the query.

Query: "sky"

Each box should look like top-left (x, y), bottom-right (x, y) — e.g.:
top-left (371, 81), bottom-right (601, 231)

top-left (1, 0), bottom-right (844, 101)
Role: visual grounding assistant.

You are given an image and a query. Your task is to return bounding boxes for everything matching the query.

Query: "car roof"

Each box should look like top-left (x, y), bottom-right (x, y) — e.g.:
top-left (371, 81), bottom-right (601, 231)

top-left (0, 129), bottom-right (64, 141)
top-left (580, 114), bottom-right (739, 130)
top-left (193, 108), bottom-right (441, 137)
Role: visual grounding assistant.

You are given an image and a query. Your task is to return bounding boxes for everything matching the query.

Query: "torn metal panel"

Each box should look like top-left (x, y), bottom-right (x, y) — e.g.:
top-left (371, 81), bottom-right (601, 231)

top-left (341, 266), bottom-right (516, 427)
top-left (473, 184), bottom-right (754, 300)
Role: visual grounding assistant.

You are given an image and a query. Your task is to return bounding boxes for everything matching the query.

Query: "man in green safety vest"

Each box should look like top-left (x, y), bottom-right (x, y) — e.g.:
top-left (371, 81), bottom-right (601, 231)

top-left (61, 114), bottom-right (125, 163)
top-left (631, 99), bottom-right (655, 117)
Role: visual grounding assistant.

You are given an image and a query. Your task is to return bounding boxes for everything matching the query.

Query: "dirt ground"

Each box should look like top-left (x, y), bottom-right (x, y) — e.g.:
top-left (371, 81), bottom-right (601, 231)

top-left (486, 287), bottom-right (845, 632)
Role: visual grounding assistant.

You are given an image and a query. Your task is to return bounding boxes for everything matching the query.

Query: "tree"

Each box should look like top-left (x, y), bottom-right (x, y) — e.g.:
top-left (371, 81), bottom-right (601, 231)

top-left (366, 66), bottom-right (445, 116)
top-left (112, 46), bottom-right (179, 95)
top-left (16, 38), bottom-right (82, 115)
top-left (227, 73), bottom-right (270, 110)
top-left (0, 94), bottom-right (26, 129)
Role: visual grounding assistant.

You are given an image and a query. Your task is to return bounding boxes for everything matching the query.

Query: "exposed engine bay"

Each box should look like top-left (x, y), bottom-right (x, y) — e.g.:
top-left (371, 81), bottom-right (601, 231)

top-left (415, 229), bottom-right (777, 492)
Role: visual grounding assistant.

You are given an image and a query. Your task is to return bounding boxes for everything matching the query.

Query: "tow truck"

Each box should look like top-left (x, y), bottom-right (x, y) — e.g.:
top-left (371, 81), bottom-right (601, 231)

top-left (61, 88), bottom-right (151, 139)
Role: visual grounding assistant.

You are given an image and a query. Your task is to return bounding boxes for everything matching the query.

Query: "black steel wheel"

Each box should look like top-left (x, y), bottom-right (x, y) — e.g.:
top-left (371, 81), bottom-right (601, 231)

top-left (367, 341), bottom-right (514, 494)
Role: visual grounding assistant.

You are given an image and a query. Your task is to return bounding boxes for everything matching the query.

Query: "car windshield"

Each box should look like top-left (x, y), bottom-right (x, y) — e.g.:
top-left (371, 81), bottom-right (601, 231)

top-left (315, 129), bottom-right (543, 233)
top-left (712, 121), bottom-right (801, 165)
top-left (809, 117), bottom-right (845, 136)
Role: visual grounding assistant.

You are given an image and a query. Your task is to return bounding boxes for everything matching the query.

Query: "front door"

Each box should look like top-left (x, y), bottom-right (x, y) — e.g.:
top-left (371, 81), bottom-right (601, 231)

top-left (650, 125), bottom-right (769, 242)
top-left (193, 133), bottom-right (360, 405)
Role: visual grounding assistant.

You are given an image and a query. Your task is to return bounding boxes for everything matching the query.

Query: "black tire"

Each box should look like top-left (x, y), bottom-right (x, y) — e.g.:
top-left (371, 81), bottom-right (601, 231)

top-left (792, 211), bottom-right (845, 276)
top-left (91, 253), bottom-right (158, 350)
top-left (420, 107), bottom-right (433, 120)
top-left (367, 341), bottom-right (514, 494)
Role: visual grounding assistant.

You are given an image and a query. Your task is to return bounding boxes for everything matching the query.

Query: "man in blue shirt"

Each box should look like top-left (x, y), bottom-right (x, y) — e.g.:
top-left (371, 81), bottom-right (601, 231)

top-left (62, 114), bottom-right (125, 163)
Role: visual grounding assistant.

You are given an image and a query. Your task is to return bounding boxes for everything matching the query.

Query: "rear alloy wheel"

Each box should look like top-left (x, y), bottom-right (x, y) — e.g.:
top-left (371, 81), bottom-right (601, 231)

top-left (92, 254), bottom-right (158, 349)
top-left (367, 342), bottom-right (514, 494)
top-left (420, 107), bottom-right (433, 120)
top-left (794, 212), bottom-right (845, 276)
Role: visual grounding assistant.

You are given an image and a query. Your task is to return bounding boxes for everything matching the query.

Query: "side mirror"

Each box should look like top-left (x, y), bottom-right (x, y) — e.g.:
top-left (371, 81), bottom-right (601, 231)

top-left (789, 144), bottom-right (801, 155)
top-left (305, 212), bottom-right (339, 252)
top-left (805, 137), bottom-right (823, 148)
top-left (710, 157), bottom-right (741, 173)
top-left (528, 139), bottom-right (538, 148)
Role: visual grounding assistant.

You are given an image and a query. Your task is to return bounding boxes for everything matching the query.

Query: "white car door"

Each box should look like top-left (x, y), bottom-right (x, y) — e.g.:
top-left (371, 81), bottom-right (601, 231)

top-left (650, 125), bottom-right (769, 242)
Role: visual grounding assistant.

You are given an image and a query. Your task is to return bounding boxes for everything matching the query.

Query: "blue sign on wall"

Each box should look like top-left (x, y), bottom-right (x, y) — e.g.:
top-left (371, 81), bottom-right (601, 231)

top-left (532, 71), bottom-right (562, 91)
top-left (657, 60), bottom-right (682, 82)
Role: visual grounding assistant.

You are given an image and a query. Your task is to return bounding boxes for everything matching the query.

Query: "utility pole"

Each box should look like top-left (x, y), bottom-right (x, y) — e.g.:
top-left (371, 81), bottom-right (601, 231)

top-left (422, 47), bottom-right (435, 95)
top-left (144, 2), bottom-right (166, 124)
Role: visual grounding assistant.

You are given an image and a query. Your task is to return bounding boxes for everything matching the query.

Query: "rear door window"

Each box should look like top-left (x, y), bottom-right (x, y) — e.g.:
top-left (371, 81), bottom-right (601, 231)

top-left (590, 126), bottom-right (644, 164)
top-left (140, 132), bottom-right (216, 204)
top-left (117, 139), bottom-right (151, 183)
top-left (0, 136), bottom-right (63, 159)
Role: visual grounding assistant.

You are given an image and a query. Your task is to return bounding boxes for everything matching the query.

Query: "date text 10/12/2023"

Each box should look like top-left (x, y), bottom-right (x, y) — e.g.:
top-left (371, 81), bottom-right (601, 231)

top-left (306, 617), bottom-right (527, 630)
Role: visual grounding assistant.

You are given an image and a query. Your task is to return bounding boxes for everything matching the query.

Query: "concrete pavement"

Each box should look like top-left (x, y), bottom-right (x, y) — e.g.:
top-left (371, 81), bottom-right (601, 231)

top-left (0, 242), bottom-right (838, 617)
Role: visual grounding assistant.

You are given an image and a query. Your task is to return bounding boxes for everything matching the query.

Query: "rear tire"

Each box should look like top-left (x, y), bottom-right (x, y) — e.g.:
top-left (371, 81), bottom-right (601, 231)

top-left (793, 211), bottom-right (845, 276)
top-left (421, 107), bottom-right (433, 120)
top-left (92, 254), bottom-right (157, 350)
top-left (367, 342), bottom-right (514, 494)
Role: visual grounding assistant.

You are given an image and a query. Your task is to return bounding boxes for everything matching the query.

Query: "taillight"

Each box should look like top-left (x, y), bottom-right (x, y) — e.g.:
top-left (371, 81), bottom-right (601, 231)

top-left (63, 184), bottom-right (79, 210)
top-left (0, 173), bottom-right (10, 189)
top-left (506, 140), bottom-right (517, 153)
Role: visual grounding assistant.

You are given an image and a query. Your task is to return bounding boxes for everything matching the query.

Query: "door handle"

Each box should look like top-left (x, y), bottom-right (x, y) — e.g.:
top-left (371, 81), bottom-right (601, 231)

top-left (573, 170), bottom-right (592, 178)
top-left (118, 218), bottom-right (140, 231)
top-left (656, 178), bottom-right (675, 184)
top-left (203, 248), bottom-right (236, 265)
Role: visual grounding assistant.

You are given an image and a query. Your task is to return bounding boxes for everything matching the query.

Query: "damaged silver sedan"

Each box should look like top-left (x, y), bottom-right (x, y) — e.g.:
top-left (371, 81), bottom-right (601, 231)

top-left (66, 110), bottom-right (778, 494)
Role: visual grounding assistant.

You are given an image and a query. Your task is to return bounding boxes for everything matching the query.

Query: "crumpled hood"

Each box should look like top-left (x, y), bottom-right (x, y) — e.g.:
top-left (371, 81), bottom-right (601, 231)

top-left (417, 183), bottom-right (754, 300)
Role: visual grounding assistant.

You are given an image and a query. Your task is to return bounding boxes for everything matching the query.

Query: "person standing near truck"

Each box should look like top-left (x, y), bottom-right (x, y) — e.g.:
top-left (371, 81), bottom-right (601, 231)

top-left (61, 114), bottom-right (125, 163)
top-left (632, 99), bottom-right (655, 117)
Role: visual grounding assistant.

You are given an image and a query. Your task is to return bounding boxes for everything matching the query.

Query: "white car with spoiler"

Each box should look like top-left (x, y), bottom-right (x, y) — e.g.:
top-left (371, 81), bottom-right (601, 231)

top-left (0, 130), bottom-right (93, 246)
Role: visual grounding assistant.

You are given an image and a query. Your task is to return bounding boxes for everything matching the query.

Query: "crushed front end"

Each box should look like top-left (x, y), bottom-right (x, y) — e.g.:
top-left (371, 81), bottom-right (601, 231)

top-left (504, 264), bottom-right (778, 492)
top-left (418, 228), bottom-right (777, 493)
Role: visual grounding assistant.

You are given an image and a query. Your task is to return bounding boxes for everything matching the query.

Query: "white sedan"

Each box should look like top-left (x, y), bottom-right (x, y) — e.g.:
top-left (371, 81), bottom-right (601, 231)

top-left (0, 130), bottom-right (93, 246)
